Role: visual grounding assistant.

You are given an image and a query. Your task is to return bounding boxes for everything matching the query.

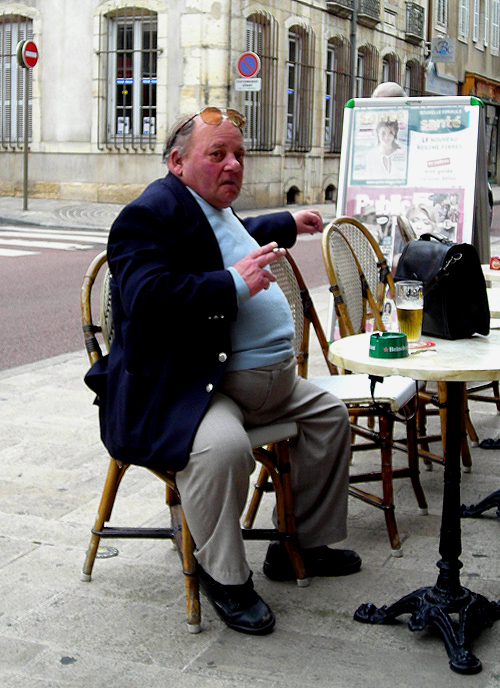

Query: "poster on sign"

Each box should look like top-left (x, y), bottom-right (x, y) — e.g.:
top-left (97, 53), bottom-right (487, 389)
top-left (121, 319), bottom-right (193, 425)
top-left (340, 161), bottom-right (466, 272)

top-left (331, 96), bottom-right (488, 339)
top-left (337, 96), bottom-right (483, 270)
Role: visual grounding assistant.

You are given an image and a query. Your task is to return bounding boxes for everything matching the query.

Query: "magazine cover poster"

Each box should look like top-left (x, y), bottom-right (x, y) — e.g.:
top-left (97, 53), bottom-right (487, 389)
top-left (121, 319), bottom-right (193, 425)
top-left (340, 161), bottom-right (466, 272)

top-left (344, 186), bottom-right (466, 270)
top-left (350, 107), bottom-right (409, 185)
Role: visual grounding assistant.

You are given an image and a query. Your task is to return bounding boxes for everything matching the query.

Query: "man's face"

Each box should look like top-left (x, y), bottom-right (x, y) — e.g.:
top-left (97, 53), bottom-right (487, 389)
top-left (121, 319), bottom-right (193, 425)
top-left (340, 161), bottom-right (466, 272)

top-left (173, 118), bottom-right (245, 208)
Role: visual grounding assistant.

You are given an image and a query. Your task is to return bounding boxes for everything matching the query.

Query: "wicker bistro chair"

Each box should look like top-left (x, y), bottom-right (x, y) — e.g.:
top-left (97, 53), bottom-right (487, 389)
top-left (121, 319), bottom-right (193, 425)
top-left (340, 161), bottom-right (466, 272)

top-left (244, 251), bottom-right (428, 557)
top-left (332, 216), bottom-right (393, 319)
top-left (318, 226), bottom-right (429, 554)
top-left (80, 251), bottom-right (310, 635)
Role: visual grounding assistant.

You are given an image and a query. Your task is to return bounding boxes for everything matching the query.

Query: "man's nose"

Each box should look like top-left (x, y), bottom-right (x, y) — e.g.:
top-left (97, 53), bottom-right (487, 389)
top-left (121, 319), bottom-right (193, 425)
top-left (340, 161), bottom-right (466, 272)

top-left (225, 154), bottom-right (243, 170)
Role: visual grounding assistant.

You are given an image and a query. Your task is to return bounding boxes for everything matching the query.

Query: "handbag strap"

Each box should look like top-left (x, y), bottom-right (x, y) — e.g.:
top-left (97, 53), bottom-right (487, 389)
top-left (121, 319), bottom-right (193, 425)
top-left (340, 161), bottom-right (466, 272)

top-left (423, 251), bottom-right (462, 296)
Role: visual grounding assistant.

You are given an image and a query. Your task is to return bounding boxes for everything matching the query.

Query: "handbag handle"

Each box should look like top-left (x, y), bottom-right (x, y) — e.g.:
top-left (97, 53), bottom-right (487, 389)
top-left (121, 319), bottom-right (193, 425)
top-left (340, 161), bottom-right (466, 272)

top-left (418, 232), bottom-right (454, 246)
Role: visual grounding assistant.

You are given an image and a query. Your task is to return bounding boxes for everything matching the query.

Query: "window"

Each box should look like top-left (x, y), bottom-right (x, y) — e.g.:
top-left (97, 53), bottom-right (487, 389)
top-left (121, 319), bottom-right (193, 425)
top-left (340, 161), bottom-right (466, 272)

top-left (244, 13), bottom-right (278, 151)
top-left (459, 0), bottom-right (470, 38)
top-left (493, 0), bottom-right (500, 50)
top-left (473, 0), bottom-right (480, 41)
top-left (356, 45), bottom-right (378, 98)
top-left (436, 0), bottom-right (448, 26)
top-left (97, 7), bottom-right (158, 150)
top-left (0, 15), bottom-right (33, 149)
top-left (286, 25), bottom-right (315, 152)
top-left (324, 37), bottom-right (350, 154)
top-left (405, 60), bottom-right (422, 96)
top-left (485, 0), bottom-right (490, 46)
top-left (381, 53), bottom-right (401, 84)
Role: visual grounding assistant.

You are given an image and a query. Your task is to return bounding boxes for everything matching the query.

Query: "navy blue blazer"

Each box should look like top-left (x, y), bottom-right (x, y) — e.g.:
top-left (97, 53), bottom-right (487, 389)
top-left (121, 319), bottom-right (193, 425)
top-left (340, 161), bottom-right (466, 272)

top-left (85, 173), bottom-right (298, 472)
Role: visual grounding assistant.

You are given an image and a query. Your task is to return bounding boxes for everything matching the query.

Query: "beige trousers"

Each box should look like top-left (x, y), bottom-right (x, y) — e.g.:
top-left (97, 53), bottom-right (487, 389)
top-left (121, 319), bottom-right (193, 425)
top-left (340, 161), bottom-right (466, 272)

top-left (175, 357), bottom-right (351, 585)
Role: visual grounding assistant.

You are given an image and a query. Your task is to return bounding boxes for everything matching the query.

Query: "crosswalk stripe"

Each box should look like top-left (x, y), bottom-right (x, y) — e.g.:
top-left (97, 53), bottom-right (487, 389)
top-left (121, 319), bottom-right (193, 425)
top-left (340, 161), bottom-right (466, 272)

top-left (0, 238), bottom-right (93, 250)
top-left (0, 247), bottom-right (38, 257)
top-left (0, 231), bottom-right (108, 245)
top-left (0, 225), bottom-right (109, 257)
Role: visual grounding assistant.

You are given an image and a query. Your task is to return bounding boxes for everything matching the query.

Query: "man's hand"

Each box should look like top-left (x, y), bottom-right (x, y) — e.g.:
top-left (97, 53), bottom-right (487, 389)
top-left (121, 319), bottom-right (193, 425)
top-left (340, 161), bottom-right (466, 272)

top-left (292, 209), bottom-right (323, 235)
top-left (233, 242), bottom-right (286, 297)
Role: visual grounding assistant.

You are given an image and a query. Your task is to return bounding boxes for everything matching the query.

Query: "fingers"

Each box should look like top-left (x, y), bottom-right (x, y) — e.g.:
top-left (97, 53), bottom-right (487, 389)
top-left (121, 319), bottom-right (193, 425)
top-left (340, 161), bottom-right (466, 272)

top-left (293, 209), bottom-right (324, 235)
top-left (251, 242), bottom-right (286, 268)
top-left (232, 243), bottom-right (286, 297)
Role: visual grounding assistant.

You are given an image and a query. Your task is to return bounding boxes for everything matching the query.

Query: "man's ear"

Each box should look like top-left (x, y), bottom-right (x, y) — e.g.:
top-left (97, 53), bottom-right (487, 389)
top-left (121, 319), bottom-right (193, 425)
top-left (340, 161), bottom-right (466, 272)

top-left (168, 149), bottom-right (183, 176)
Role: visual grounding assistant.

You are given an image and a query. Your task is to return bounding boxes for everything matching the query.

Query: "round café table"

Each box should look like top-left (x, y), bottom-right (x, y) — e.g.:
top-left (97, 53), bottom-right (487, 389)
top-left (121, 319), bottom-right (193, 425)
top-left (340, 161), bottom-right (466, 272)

top-left (328, 331), bottom-right (500, 675)
top-left (482, 264), bottom-right (500, 284)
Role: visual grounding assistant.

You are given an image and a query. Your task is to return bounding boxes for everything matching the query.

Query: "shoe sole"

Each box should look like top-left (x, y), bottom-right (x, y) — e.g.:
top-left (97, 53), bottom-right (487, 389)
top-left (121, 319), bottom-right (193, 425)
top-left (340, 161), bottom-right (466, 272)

top-left (263, 560), bottom-right (361, 581)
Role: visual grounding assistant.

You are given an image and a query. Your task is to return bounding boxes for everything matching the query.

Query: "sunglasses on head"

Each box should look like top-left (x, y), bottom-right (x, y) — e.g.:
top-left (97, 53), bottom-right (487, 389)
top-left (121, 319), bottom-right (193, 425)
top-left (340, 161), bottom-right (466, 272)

top-left (171, 107), bottom-right (246, 145)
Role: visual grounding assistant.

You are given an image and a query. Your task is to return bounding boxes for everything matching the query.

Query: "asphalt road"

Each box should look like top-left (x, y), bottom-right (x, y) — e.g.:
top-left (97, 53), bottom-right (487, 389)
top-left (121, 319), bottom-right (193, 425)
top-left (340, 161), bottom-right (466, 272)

top-left (1, 208), bottom-right (499, 371)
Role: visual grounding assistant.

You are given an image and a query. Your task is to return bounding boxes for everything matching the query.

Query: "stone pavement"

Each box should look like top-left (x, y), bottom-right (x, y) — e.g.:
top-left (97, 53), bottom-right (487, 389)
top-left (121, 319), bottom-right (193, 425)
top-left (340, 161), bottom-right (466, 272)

top-left (1, 192), bottom-right (500, 687)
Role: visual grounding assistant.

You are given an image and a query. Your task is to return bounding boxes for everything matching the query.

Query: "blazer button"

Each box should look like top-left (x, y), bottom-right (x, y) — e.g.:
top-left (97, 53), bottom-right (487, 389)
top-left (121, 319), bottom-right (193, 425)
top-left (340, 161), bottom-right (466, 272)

top-left (206, 383), bottom-right (214, 393)
top-left (218, 352), bottom-right (227, 362)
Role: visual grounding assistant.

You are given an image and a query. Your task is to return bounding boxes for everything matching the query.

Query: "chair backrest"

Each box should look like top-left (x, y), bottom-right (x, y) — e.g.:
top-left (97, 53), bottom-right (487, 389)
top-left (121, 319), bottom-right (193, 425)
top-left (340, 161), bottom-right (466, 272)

top-left (81, 250), bottom-right (336, 378)
top-left (332, 216), bottom-right (395, 313)
top-left (100, 267), bottom-right (114, 352)
top-left (271, 253), bottom-right (337, 377)
top-left (81, 250), bottom-right (108, 366)
top-left (321, 223), bottom-right (385, 337)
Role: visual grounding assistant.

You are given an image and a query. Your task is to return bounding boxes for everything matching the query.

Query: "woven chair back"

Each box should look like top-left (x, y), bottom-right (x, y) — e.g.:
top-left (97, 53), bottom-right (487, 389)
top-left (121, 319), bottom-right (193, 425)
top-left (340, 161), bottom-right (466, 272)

top-left (100, 268), bottom-right (114, 352)
top-left (322, 223), bottom-right (388, 336)
top-left (332, 216), bottom-right (395, 312)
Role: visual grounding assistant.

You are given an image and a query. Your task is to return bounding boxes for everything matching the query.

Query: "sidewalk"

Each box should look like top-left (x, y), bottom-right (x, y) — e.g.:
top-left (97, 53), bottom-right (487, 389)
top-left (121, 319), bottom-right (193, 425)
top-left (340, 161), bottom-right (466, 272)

top-left (1, 193), bottom-right (500, 687)
top-left (0, 184), bottom-right (499, 232)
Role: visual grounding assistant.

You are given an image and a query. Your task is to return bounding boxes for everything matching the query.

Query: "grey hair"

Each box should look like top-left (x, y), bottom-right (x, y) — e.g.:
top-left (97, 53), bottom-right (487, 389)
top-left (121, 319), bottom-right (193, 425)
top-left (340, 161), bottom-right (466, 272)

top-left (162, 113), bottom-right (197, 164)
top-left (372, 82), bottom-right (407, 98)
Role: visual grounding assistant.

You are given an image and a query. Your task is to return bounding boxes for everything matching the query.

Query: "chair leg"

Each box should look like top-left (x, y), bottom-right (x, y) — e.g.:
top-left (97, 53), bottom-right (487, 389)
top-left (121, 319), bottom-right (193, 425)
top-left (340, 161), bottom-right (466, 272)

top-left (182, 510), bottom-right (201, 633)
top-left (167, 481), bottom-right (201, 633)
top-left (272, 441), bottom-right (309, 586)
top-left (242, 464), bottom-right (270, 529)
top-left (405, 412), bottom-right (428, 514)
top-left (460, 383), bottom-right (473, 472)
top-left (81, 459), bottom-right (128, 582)
top-left (379, 414), bottom-right (402, 557)
top-left (249, 444), bottom-right (309, 587)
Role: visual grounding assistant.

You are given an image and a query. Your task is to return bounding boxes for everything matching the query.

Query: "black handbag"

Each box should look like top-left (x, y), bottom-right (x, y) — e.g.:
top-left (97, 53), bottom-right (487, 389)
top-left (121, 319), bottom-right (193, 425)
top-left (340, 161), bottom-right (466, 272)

top-left (394, 233), bottom-right (490, 339)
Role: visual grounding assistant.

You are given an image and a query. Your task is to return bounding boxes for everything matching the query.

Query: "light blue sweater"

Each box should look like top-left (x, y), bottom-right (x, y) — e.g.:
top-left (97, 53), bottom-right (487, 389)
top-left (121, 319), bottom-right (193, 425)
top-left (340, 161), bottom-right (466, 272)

top-left (189, 189), bottom-right (295, 371)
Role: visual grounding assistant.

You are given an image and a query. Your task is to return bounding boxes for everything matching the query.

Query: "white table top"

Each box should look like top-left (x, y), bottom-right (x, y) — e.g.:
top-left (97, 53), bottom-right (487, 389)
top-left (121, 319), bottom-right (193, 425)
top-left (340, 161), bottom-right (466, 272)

top-left (482, 264), bottom-right (500, 283)
top-left (328, 330), bottom-right (500, 383)
top-left (487, 287), bottom-right (500, 318)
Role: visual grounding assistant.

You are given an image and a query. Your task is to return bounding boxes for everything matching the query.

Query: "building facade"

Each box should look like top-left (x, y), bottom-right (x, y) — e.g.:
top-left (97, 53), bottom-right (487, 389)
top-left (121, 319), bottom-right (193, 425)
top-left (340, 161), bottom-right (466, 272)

top-left (0, 1), bottom-right (497, 208)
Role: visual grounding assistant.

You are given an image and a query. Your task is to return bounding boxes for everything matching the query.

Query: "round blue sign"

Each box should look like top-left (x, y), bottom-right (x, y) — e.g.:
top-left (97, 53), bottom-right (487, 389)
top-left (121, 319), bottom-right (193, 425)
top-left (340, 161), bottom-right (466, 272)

top-left (237, 52), bottom-right (260, 78)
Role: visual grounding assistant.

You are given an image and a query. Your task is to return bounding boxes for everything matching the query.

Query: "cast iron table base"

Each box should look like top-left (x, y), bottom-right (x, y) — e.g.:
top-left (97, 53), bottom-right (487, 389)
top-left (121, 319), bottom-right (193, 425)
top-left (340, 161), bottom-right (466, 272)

top-left (461, 488), bottom-right (500, 519)
top-left (354, 382), bottom-right (500, 674)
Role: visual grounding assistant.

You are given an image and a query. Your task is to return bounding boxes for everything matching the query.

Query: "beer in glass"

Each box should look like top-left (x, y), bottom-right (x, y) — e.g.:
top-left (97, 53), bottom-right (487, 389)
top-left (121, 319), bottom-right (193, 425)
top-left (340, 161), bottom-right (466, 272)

top-left (395, 280), bottom-right (423, 344)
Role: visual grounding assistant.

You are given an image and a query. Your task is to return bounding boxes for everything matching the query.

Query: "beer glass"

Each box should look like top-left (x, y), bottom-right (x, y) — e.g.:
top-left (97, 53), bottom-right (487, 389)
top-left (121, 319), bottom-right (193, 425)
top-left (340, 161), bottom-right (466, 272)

top-left (395, 280), bottom-right (423, 344)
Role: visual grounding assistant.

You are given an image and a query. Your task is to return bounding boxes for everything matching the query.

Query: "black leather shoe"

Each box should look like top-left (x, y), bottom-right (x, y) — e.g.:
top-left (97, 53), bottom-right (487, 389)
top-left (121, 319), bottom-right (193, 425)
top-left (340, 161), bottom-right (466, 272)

top-left (263, 542), bottom-right (361, 581)
top-left (197, 566), bottom-right (275, 635)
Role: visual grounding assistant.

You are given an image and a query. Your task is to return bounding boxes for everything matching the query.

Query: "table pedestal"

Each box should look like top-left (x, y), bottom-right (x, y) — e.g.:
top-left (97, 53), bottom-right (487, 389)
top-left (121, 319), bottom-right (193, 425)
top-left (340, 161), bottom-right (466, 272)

top-left (354, 381), bottom-right (500, 674)
top-left (462, 489), bottom-right (500, 518)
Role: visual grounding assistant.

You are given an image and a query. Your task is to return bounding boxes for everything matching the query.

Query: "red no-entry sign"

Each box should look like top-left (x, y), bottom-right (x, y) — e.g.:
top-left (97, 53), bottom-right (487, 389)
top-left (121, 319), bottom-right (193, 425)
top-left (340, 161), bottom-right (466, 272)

top-left (237, 52), bottom-right (260, 78)
top-left (17, 40), bottom-right (39, 69)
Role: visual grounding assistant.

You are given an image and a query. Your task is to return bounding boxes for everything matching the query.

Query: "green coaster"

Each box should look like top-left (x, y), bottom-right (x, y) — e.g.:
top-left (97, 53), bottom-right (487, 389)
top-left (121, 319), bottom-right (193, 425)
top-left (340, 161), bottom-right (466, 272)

top-left (369, 332), bottom-right (408, 358)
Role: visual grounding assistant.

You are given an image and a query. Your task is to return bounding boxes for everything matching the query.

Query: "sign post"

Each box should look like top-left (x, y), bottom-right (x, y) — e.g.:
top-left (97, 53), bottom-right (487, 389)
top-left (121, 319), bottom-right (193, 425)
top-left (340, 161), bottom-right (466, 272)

top-left (235, 51), bottom-right (261, 92)
top-left (16, 39), bottom-right (38, 211)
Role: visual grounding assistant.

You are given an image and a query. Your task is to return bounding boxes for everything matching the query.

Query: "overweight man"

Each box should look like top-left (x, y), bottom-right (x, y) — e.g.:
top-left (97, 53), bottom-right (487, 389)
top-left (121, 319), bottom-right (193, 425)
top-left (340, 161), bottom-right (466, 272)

top-left (85, 106), bottom-right (360, 636)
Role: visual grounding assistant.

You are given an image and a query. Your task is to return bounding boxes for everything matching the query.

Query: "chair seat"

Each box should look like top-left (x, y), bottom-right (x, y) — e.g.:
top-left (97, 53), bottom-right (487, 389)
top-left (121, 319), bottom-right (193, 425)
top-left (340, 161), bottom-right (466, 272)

top-left (311, 374), bottom-right (423, 412)
top-left (247, 422), bottom-right (299, 448)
